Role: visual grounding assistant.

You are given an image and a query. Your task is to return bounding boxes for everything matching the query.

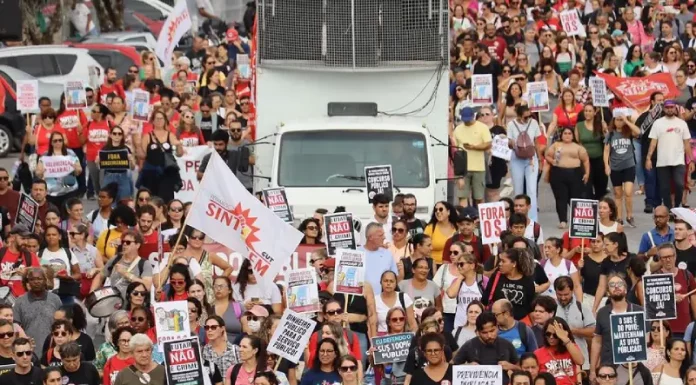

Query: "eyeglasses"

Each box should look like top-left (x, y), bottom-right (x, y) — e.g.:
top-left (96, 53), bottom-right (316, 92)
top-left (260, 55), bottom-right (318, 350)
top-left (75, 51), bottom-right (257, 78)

top-left (608, 282), bottom-right (626, 288)
top-left (131, 316), bottom-right (146, 322)
top-left (306, 226), bottom-right (318, 231)
top-left (52, 331), bottom-right (68, 337)
top-left (132, 290), bottom-right (147, 297)
top-left (0, 176), bottom-right (8, 181)
top-left (213, 284), bottom-right (228, 290)
top-left (138, 197), bottom-right (150, 202)
top-left (340, 365), bottom-right (357, 373)
top-left (118, 339), bottom-right (131, 344)
top-left (456, 262), bottom-right (465, 268)
top-left (435, 207), bottom-right (445, 212)
top-left (112, 132), bottom-right (123, 136)
top-left (392, 228), bottom-right (406, 234)
top-left (170, 207), bottom-right (183, 212)
top-left (247, 315), bottom-right (260, 321)
top-left (14, 351), bottom-right (31, 357)
top-left (545, 332), bottom-right (557, 339)
top-left (204, 325), bottom-right (221, 331)
top-left (190, 234), bottom-right (205, 240)
top-left (319, 349), bottom-right (335, 355)
top-left (326, 309), bottom-right (343, 316)
top-left (598, 374), bottom-right (617, 380)
top-left (122, 240), bottom-right (134, 246)
top-left (651, 327), bottom-right (660, 331)
top-left (170, 279), bottom-right (186, 285)
top-left (390, 317), bottom-right (405, 322)
top-left (69, 232), bottom-right (79, 237)
top-left (425, 348), bottom-right (442, 355)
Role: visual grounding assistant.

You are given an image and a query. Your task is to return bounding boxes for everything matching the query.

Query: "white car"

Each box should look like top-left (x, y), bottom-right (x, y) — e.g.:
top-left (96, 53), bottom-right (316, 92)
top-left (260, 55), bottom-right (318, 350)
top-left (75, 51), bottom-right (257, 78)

top-left (0, 45), bottom-right (103, 87)
top-left (84, 31), bottom-right (158, 52)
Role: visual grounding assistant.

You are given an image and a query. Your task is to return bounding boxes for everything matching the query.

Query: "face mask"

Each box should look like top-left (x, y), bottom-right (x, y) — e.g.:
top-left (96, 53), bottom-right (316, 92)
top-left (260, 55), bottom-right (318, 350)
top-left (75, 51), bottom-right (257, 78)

top-left (248, 320), bottom-right (261, 332)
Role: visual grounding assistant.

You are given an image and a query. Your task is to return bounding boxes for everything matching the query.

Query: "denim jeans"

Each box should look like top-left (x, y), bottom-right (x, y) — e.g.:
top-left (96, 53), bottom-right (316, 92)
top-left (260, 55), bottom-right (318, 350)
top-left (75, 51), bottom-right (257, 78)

top-left (633, 139), bottom-right (645, 186)
top-left (102, 171), bottom-right (134, 203)
top-left (644, 166), bottom-right (662, 208)
top-left (657, 165), bottom-right (686, 209)
top-left (510, 154), bottom-right (539, 221)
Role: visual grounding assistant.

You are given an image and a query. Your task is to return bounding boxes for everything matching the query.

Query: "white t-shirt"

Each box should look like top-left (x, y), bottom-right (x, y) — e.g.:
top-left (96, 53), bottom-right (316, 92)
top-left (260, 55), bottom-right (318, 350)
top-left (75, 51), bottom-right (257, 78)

top-left (433, 265), bottom-right (459, 315)
top-left (374, 293), bottom-right (413, 333)
top-left (453, 279), bottom-right (484, 328)
top-left (232, 282), bottom-right (282, 305)
top-left (70, 3), bottom-right (93, 36)
top-left (541, 259), bottom-right (578, 296)
top-left (40, 248), bottom-right (79, 290)
top-left (649, 116), bottom-right (691, 167)
top-left (88, 210), bottom-right (109, 238)
top-left (524, 220), bottom-right (544, 244)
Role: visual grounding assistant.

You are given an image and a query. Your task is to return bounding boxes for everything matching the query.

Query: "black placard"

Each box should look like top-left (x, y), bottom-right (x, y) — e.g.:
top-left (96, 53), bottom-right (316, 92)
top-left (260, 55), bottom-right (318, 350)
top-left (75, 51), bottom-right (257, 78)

top-left (610, 311), bottom-right (647, 364)
top-left (365, 165), bottom-right (394, 203)
top-left (164, 337), bottom-right (205, 385)
top-left (262, 188), bottom-right (294, 223)
top-left (324, 213), bottom-right (356, 256)
top-left (643, 274), bottom-right (677, 321)
top-left (98, 149), bottom-right (130, 171)
top-left (15, 193), bottom-right (38, 232)
top-left (371, 333), bottom-right (413, 364)
top-left (569, 199), bottom-right (598, 239)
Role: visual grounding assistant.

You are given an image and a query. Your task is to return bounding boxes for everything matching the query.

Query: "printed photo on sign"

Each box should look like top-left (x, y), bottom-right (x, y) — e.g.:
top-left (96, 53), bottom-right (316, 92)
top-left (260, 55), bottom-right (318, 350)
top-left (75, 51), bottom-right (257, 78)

top-left (478, 202), bottom-right (507, 245)
top-left (131, 90), bottom-right (151, 122)
top-left (154, 300), bottom-right (191, 347)
top-left (364, 165), bottom-right (394, 203)
top-left (324, 213), bottom-right (357, 256)
top-left (471, 75), bottom-right (494, 106)
top-left (267, 310), bottom-right (317, 364)
top-left (610, 311), bottom-right (647, 364)
top-left (569, 199), bottom-right (598, 239)
top-left (286, 268), bottom-right (320, 314)
top-left (163, 337), bottom-right (205, 385)
top-left (453, 365), bottom-right (503, 385)
top-left (334, 249), bottom-right (366, 295)
top-left (64, 81), bottom-right (87, 109)
top-left (643, 274), bottom-right (677, 321)
top-left (371, 333), bottom-right (414, 365)
top-left (527, 82), bottom-right (550, 112)
top-left (262, 188), bottom-right (294, 223)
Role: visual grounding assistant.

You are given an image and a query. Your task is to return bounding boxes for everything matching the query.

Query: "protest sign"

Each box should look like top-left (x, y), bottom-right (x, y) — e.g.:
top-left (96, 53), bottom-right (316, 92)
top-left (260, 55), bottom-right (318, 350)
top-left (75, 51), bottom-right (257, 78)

top-left (16, 80), bottom-right (39, 112)
top-left (155, 0), bottom-right (192, 63)
top-left (41, 155), bottom-right (75, 178)
top-left (478, 202), bottom-right (507, 245)
top-left (560, 10), bottom-right (585, 36)
top-left (610, 311), bottom-right (647, 364)
top-left (569, 199), bottom-right (598, 239)
top-left (471, 75), bottom-right (494, 106)
top-left (595, 72), bottom-right (678, 110)
top-left (262, 188), bottom-right (294, 223)
top-left (324, 212), bottom-right (356, 256)
top-left (99, 149), bottom-right (130, 171)
top-left (365, 165), bottom-right (394, 203)
top-left (640, 104), bottom-right (663, 134)
top-left (286, 268), bottom-right (320, 313)
top-left (163, 337), bottom-right (206, 385)
top-left (64, 81), bottom-right (87, 109)
top-left (267, 310), bottom-right (316, 364)
top-left (334, 248), bottom-right (366, 295)
top-left (590, 77), bottom-right (609, 107)
top-left (643, 274), bottom-right (677, 320)
top-left (153, 300), bottom-right (191, 346)
top-left (175, 145), bottom-right (212, 202)
top-left (453, 365), bottom-right (503, 385)
top-left (15, 193), bottom-right (38, 232)
top-left (372, 333), bottom-right (414, 365)
top-left (527, 82), bottom-right (550, 112)
top-left (491, 135), bottom-right (511, 161)
top-left (131, 90), bottom-right (150, 122)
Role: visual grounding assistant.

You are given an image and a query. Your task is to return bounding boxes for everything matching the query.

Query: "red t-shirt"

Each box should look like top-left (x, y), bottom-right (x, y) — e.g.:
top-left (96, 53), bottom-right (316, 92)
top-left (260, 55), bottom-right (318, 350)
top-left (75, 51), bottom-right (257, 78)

top-left (166, 110), bottom-right (181, 128)
top-left (667, 269), bottom-right (696, 333)
top-left (98, 82), bottom-right (126, 105)
top-left (179, 130), bottom-right (205, 147)
top-left (536, 18), bottom-right (563, 32)
top-left (561, 231), bottom-right (591, 266)
top-left (0, 190), bottom-right (20, 222)
top-left (57, 109), bottom-right (88, 149)
top-left (85, 120), bottom-right (111, 161)
top-left (554, 104), bottom-right (584, 128)
top-left (0, 249), bottom-right (41, 297)
top-left (138, 231), bottom-right (170, 259)
top-left (306, 329), bottom-right (362, 368)
top-left (480, 37), bottom-right (507, 62)
top-left (161, 291), bottom-right (188, 301)
top-left (35, 125), bottom-right (67, 155)
top-left (104, 355), bottom-right (135, 385)
top-left (535, 346), bottom-right (578, 385)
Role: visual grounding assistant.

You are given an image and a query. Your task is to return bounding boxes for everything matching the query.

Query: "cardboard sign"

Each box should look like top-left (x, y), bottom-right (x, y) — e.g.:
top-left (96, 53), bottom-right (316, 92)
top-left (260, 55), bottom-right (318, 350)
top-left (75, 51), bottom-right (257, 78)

top-left (174, 145), bottom-right (212, 203)
top-left (286, 268), bottom-right (320, 314)
top-left (64, 81), bottom-right (87, 109)
top-left (365, 165), bottom-right (394, 203)
top-left (478, 202), bottom-right (507, 245)
top-left (590, 77), bottom-right (610, 107)
top-left (16, 80), bottom-right (39, 112)
top-left (267, 310), bottom-right (317, 364)
top-left (569, 199), bottom-right (598, 239)
top-left (153, 301), bottom-right (191, 347)
top-left (163, 337), bottom-right (206, 385)
top-left (41, 155), bottom-right (75, 178)
top-left (453, 365), bottom-right (503, 385)
top-left (324, 213), bottom-right (356, 256)
top-left (131, 90), bottom-right (150, 122)
top-left (643, 274), bottom-right (677, 320)
top-left (15, 193), bottom-right (39, 232)
top-left (610, 311), bottom-right (647, 364)
top-left (334, 248), bottom-right (366, 295)
top-left (491, 135), bottom-right (511, 161)
top-left (99, 149), bottom-right (130, 171)
top-left (263, 188), bottom-right (294, 223)
top-left (560, 9), bottom-right (585, 36)
top-left (371, 333), bottom-right (414, 365)
top-left (471, 75), bottom-right (494, 106)
top-left (527, 81), bottom-right (550, 112)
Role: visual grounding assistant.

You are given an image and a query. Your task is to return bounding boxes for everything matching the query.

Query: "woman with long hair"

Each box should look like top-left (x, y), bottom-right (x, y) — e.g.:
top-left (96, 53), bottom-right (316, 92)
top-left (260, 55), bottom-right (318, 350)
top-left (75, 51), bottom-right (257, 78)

top-left (139, 108), bottom-right (183, 203)
top-left (41, 320), bottom-right (75, 366)
top-left (199, 69), bottom-right (226, 100)
top-left (298, 218), bottom-right (323, 245)
top-left (180, 228), bottom-right (232, 302)
top-left (451, 300), bottom-right (484, 348)
top-left (376, 270), bottom-right (417, 333)
top-left (592, 233), bottom-right (631, 313)
top-left (555, 37), bottom-right (576, 77)
top-left (162, 199), bottom-right (185, 231)
top-left (652, 339), bottom-right (690, 384)
top-left (212, 276), bottom-right (244, 343)
top-left (177, 111), bottom-right (205, 147)
top-left (604, 115), bottom-right (640, 227)
top-left (663, 46), bottom-right (682, 79)
top-left (129, 305), bottom-right (156, 343)
top-left (35, 131), bottom-right (82, 209)
top-left (575, 104), bottom-right (608, 200)
top-left (100, 126), bottom-right (136, 203)
top-left (388, 219), bottom-right (412, 261)
top-left (202, 315), bottom-right (239, 377)
top-left (598, 197), bottom-right (624, 236)
top-left (626, 255), bottom-right (647, 306)
top-left (108, 95), bottom-right (140, 152)
top-left (624, 44), bottom-right (645, 76)
top-left (103, 326), bottom-right (135, 385)
top-left (189, 279), bottom-right (214, 327)
top-left (225, 336), bottom-right (267, 385)
top-left (125, 282), bottom-right (150, 311)
top-left (498, 82), bottom-right (524, 127)
top-left (161, 263), bottom-right (191, 301)
top-left (423, 202), bottom-right (457, 267)
top-left (521, 353), bottom-right (540, 380)
top-left (566, 70), bottom-right (588, 104)
top-left (539, 60), bottom-right (564, 127)
top-left (482, 248), bottom-right (536, 320)
top-left (94, 311), bottom-right (130, 374)
top-left (399, 258), bottom-right (443, 318)
top-left (446, 249), bottom-right (487, 329)
top-left (403, 233), bottom-right (434, 280)
top-left (411, 333), bottom-right (453, 385)
top-left (53, 93), bottom-right (88, 193)
top-left (187, 298), bottom-right (206, 345)
top-left (541, 237), bottom-right (583, 300)
top-left (337, 355), bottom-right (360, 385)
top-left (233, 259), bottom-right (283, 314)
top-left (547, 89), bottom-right (584, 143)
top-left (646, 321), bottom-right (672, 370)
top-left (534, 318), bottom-right (584, 385)
top-left (81, 103), bottom-right (111, 196)
top-left (300, 338), bottom-right (342, 385)
top-left (579, 234), bottom-right (607, 309)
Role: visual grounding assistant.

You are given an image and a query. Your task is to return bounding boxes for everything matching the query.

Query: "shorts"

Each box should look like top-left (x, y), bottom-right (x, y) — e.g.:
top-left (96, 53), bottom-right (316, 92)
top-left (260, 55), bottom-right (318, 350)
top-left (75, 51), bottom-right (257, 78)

top-left (457, 171), bottom-right (485, 200)
top-left (610, 166), bottom-right (636, 187)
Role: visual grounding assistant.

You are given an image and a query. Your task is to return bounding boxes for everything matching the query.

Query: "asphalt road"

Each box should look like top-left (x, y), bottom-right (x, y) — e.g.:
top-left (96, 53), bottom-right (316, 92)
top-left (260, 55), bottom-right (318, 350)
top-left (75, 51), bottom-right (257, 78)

top-left (2, 153), bottom-right (689, 251)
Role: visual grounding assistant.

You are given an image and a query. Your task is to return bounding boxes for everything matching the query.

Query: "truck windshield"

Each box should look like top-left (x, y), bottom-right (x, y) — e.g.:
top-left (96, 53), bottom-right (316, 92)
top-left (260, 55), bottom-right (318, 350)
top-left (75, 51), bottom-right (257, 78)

top-left (278, 130), bottom-right (429, 188)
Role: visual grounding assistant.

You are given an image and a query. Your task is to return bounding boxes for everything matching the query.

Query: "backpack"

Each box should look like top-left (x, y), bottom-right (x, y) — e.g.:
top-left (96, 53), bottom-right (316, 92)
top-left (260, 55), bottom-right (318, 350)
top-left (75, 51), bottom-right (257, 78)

top-left (106, 253), bottom-right (146, 277)
top-left (89, 210), bottom-right (100, 224)
top-left (515, 321), bottom-right (529, 349)
top-left (398, 292), bottom-right (407, 310)
top-left (512, 120), bottom-right (536, 159)
top-left (0, 247), bottom-right (33, 269)
top-left (533, 222), bottom-right (541, 243)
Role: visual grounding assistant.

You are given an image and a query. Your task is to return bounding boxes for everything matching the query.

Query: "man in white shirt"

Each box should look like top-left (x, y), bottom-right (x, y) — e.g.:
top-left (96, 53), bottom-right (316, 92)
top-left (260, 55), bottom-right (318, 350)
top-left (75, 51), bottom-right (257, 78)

top-left (513, 194), bottom-right (544, 246)
top-left (70, 0), bottom-right (95, 37)
top-left (646, 99), bottom-right (694, 210)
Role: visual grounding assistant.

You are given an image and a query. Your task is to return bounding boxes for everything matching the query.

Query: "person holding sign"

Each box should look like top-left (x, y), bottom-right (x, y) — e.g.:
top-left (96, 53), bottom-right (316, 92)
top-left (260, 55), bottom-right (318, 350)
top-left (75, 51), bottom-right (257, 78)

top-left (534, 318), bottom-right (584, 385)
top-left (654, 243), bottom-right (696, 339)
top-left (27, 108), bottom-right (68, 161)
top-left (409, 334), bottom-right (452, 385)
top-left (100, 126), bottom-right (136, 203)
top-left (81, 104), bottom-right (112, 196)
top-left (35, 132), bottom-right (82, 211)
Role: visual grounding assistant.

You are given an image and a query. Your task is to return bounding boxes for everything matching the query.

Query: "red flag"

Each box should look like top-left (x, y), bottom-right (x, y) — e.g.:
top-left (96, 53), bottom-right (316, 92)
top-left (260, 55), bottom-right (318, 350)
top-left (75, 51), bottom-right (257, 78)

top-left (594, 72), bottom-right (679, 110)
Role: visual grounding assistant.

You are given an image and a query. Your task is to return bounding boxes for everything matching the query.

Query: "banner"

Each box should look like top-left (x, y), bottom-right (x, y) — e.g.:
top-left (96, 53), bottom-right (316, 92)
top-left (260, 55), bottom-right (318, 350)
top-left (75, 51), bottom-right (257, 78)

top-left (453, 365), bottom-right (503, 385)
top-left (41, 155), bottom-right (75, 178)
top-left (569, 199), bottom-right (598, 239)
top-left (267, 310), bottom-right (316, 364)
top-left (175, 145), bottom-right (212, 202)
top-left (527, 81), bottom-right (550, 112)
top-left (153, 300), bottom-right (191, 346)
top-left (163, 337), bottom-right (206, 385)
top-left (491, 135), bottom-right (511, 161)
top-left (324, 213), bottom-right (356, 256)
top-left (610, 311), bottom-right (647, 364)
top-left (99, 149), bottom-right (130, 171)
top-left (371, 333), bottom-right (414, 365)
top-left (472, 75), bottom-right (494, 106)
top-left (15, 193), bottom-right (38, 232)
top-left (478, 202), bottom-right (507, 245)
top-left (64, 81), bottom-right (87, 109)
top-left (186, 152), bottom-right (303, 282)
top-left (560, 9), bottom-right (585, 36)
top-left (262, 188), bottom-right (294, 223)
top-left (155, 0), bottom-right (192, 63)
top-left (286, 268), bottom-right (320, 314)
top-left (640, 104), bottom-right (663, 134)
top-left (131, 90), bottom-right (150, 122)
top-left (594, 72), bottom-right (679, 110)
top-left (334, 249), bottom-right (366, 295)
top-left (590, 77), bottom-right (609, 107)
top-left (364, 165), bottom-right (394, 203)
top-left (16, 80), bottom-right (39, 112)
top-left (643, 274), bottom-right (677, 320)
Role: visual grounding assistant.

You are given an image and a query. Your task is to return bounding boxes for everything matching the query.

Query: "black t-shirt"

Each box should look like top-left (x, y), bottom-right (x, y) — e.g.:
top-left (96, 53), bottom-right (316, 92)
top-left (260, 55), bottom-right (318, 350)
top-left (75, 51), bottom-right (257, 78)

top-left (410, 364), bottom-right (453, 385)
top-left (453, 337), bottom-right (518, 384)
top-left (684, 97), bottom-right (696, 138)
top-left (202, 359), bottom-right (223, 384)
top-left (599, 255), bottom-right (633, 286)
top-left (41, 333), bottom-right (95, 362)
top-left (406, 218), bottom-right (426, 239)
top-left (677, 245), bottom-right (696, 277)
top-left (404, 335), bottom-right (455, 375)
top-left (198, 86), bottom-right (227, 100)
top-left (0, 367), bottom-right (43, 385)
top-left (482, 273), bottom-right (536, 320)
top-left (60, 362), bottom-right (100, 385)
top-left (473, 60), bottom-right (502, 102)
top-left (186, 49), bottom-right (207, 74)
top-left (198, 114), bottom-right (224, 142)
top-left (0, 355), bottom-right (15, 376)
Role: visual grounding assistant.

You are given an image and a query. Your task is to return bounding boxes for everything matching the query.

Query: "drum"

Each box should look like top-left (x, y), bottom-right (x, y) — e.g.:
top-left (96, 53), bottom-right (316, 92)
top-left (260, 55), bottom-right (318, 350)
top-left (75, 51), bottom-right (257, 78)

top-left (85, 286), bottom-right (123, 318)
top-left (0, 287), bottom-right (14, 306)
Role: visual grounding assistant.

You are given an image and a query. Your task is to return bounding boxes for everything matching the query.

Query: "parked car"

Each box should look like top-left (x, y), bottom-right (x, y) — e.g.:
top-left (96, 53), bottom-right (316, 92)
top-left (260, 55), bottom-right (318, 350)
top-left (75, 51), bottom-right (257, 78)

top-left (83, 31), bottom-right (158, 52)
top-left (0, 46), bottom-right (103, 88)
top-left (67, 43), bottom-right (141, 77)
top-left (0, 66), bottom-right (63, 107)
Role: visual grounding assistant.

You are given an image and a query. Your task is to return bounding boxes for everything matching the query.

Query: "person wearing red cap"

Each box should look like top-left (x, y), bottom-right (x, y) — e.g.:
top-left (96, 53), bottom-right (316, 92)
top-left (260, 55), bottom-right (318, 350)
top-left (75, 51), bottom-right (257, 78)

top-left (226, 28), bottom-right (250, 66)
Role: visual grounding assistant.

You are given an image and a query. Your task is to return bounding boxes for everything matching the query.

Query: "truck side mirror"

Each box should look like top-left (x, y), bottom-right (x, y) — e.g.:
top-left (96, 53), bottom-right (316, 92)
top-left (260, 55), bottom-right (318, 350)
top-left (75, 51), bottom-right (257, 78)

top-left (453, 150), bottom-right (468, 177)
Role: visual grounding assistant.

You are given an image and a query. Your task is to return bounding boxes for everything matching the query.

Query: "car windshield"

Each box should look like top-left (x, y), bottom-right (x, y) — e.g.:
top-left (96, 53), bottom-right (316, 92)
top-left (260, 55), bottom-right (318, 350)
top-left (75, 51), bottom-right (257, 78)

top-left (278, 130), bottom-right (429, 188)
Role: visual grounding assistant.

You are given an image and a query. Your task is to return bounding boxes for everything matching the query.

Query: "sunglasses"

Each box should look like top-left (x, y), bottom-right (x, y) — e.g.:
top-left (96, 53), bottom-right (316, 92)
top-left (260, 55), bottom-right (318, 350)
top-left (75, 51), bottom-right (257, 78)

top-left (190, 234), bottom-right (205, 240)
top-left (170, 279), bottom-right (186, 285)
top-left (230, 129), bottom-right (242, 133)
top-left (132, 290), bottom-right (147, 297)
top-left (392, 228), bottom-right (406, 234)
top-left (129, 70), bottom-right (139, 74)
top-left (206, 61), bottom-right (215, 65)
top-left (545, 332), bottom-right (557, 338)
top-left (435, 207), bottom-right (445, 212)
top-left (598, 374), bottom-right (617, 380)
top-left (456, 262), bottom-right (465, 268)
top-left (340, 365), bottom-right (358, 373)
top-left (204, 325), bottom-right (221, 331)
top-left (451, 250), bottom-right (461, 257)
top-left (131, 316), bottom-right (146, 322)
top-left (68, 231), bottom-right (81, 237)
top-left (326, 309), bottom-right (344, 316)
top-left (52, 331), bottom-right (68, 337)
top-left (52, 139), bottom-right (63, 143)
top-left (112, 132), bottom-right (123, 136)
top-left (170, 207), bottom-right (184, 212)
top-left (122, 240), bottom-right (134, 246)
top-left (390, 317), bottom-right (405, 322)
top-left (306, 226), bottom-right (318, 231)
top-left (0, 176), bottom-right (8, 181)
top-left (14, 351), bottom-right (31, 357)
top-left (0, 331), bottom-right (12, 339)
top-left (246, 315), bottom-right (260, 321)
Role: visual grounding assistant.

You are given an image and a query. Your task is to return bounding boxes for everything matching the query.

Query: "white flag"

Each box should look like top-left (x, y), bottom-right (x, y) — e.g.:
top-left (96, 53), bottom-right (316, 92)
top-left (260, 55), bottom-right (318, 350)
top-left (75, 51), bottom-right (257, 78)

top-left (187, 152), bottom-right (303, 282)
top-left (155, 0), bottom-right (192, 64)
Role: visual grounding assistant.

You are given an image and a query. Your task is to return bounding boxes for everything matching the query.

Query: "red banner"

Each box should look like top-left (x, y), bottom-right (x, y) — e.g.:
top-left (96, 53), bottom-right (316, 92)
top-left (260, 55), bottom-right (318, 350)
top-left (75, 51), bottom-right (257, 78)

top-left (594, 72), bottom-right (679, 110)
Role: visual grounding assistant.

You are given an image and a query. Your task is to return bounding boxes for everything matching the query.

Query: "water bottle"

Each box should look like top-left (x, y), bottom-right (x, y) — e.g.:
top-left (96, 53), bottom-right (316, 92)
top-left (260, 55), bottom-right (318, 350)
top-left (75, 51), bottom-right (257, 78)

top-left (364, 365), bottom-right (376, 385)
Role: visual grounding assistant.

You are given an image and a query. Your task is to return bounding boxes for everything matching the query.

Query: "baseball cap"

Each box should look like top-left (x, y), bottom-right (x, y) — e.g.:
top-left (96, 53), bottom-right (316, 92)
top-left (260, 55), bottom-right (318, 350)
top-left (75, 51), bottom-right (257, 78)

top-left (460, 107), bottom-right (476, 123)
top-left (457, 206), bottom-right (478, 222)
top-left (226, 28), bottom-right (239, 41)
top-left (246, 305), bottom-right (270, 318)
top-left (664, 100), bottom-right (678, 107)
top-left (611, 30), bottom-right (624, 38)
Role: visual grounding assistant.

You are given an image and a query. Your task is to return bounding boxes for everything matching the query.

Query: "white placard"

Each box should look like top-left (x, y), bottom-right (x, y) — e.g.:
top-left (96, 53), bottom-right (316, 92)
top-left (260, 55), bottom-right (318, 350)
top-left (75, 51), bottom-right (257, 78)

top-left (491, 135), bottom-right (511, 161)
top-left (153, 300), bottom-right (191, 347)
top-left (453, 365), bottom-right (503, 385)
top-left (590, 77), bottom-right (610, 107)
top-left (560, 9), bottom-right (585, 37)
top-left (471, 75), bottom-right (494, 106)
top-left (16, 80), bottom-right (39, 112)
top-left (267, 310), bottom-right (316, 364)
top-left (334, 249), bottom-right (366, 295)
top-left (478, 202), bottom-right (507, 245)
top-left (41, 155), bottom-right (75, 178)
top-left (174, 145), bottom-right (212, 202)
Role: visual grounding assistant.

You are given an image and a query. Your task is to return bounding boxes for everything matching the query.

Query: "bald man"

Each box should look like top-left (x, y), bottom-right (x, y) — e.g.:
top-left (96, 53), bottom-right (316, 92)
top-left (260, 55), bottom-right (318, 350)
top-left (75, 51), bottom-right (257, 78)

top-left (491, 299), bottom-right (538, 356)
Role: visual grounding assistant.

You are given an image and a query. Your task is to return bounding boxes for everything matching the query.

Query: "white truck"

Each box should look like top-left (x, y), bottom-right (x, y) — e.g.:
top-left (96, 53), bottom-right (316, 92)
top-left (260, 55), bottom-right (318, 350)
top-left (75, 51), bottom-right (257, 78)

top-left (253, 0), bottom-right (452, 232)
